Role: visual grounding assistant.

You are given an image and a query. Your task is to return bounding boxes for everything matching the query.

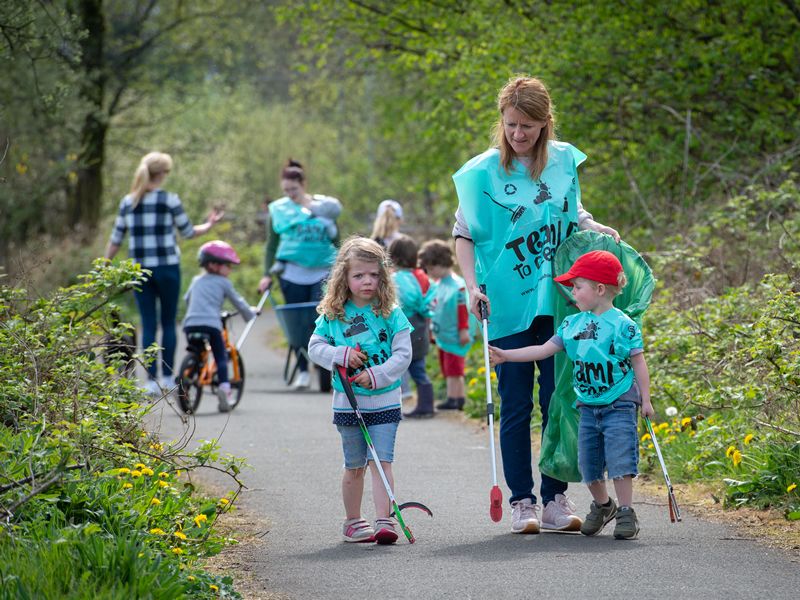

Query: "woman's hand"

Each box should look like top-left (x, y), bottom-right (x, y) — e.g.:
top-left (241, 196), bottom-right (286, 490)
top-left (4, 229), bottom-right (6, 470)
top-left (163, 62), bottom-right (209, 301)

top-left (258, 276), bottom-right (272, 294)
top-left (206, 207), bottom-right (225, 226)
top-left (585, 219), bottom-right (620, 243)
top-left (351, 370), bottom-right (372, 389)
top-left (469, 285), bottom-right (489, 321)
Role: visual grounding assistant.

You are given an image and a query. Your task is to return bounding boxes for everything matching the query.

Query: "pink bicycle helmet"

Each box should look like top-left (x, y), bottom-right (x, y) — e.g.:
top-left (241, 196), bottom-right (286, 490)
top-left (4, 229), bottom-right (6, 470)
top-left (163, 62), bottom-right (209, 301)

top-left (198, 240), bottom-right (240, 265)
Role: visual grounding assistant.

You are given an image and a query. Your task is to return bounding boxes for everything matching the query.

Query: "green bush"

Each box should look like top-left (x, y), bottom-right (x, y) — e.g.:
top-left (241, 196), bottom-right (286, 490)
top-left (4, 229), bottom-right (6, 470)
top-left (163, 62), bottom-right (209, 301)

top-left (0, 260), bottom-right (246, 598)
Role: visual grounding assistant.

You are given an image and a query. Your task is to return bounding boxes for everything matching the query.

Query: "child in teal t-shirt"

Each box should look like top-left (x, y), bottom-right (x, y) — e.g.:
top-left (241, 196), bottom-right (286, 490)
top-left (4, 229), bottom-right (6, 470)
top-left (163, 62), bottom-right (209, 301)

top-left (489, 250), bottom-right (654, 540)
top-left (389, 234), bottom-right (437, 418)
top-left (419, 239), bottom-right (475, 411)
top-left (308, 236), bottom-right (412, 545)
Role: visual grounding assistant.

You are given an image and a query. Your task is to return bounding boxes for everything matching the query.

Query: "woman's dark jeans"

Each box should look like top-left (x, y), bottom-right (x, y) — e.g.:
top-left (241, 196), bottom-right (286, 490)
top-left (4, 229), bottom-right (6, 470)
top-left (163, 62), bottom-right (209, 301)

top-left (492, 316), bottom-right (568, 506)
top-left (134, 264), bottom-right (181, 379)
top-left (278, 277), bottom-right (325, 373)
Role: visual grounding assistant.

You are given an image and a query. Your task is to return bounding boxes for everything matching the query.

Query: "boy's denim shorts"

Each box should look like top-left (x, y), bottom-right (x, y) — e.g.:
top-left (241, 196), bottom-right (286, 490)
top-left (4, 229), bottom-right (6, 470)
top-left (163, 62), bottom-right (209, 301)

top-left (337, 422), bottom-right (399, 469)
top-left (578, 395), bottom-right (640, 484)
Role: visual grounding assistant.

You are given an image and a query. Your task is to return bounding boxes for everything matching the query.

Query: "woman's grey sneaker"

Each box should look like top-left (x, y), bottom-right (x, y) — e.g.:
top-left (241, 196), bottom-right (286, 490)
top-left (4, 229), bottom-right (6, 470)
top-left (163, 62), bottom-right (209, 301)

top-left (580, 498), bottom-right (618, 536)
top-left (613, 506), bottom-right (640, 540)
top-left (510, 498), bottom-right (540, 534)
top-left (541, 493), bottom-right (583, 532)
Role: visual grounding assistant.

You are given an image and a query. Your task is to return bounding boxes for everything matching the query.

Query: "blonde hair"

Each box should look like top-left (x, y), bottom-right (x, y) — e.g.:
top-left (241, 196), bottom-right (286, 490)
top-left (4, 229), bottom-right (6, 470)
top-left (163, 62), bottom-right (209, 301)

top-left (130, 152), bottom-right (173, 208)
top-left (586, 272), bottom-right (629, 297)
top-left (317, 236), bottom-right (396, 320)
top-left (370, 205), bottom-right (402, 241)
top-left (492, 76), bottom-right (556, 181)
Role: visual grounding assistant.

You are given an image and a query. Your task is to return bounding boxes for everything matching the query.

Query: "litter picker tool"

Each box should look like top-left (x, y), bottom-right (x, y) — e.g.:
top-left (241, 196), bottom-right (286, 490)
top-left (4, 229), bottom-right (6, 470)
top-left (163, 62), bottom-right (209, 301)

top-left (335, 362), bottom-right (432, 543)
top-left (479, 284), bottom-right (503, 523)
top-left (235, 289), bottom-right (271, 352)
top-left (644, 416), bottom-right (682, 523)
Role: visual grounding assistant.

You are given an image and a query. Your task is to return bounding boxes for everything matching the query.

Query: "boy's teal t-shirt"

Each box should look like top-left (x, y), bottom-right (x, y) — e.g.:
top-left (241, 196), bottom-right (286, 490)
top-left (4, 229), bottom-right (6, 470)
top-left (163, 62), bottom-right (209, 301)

top-left (313, 300), bottom-right (412, 396)
top-left (393, 269), bottom-right (435, 319)
top-left (555, 307), bottom-right (643, 406)
top-left (430, 273), bottom-right (475, 357)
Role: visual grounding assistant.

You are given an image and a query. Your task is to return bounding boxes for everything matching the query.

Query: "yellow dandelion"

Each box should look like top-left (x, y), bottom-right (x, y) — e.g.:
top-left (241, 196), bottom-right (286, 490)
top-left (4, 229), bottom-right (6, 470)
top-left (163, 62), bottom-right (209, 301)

top-left (16, 163), bottom-right (28, 175)
top-left (134, 463), bottom-right (146, 470)
top-left (647, 443), bottom-right (654, 450)
top-left (150, 497), bottom-right (161, 506)
top-left (477, 366), bottom-right (486, 375)
top-left (666, 435), bottom-right (677, 443)
top-left (218, 497), bottom-right (230, 506)
top-left (468, 377), bottom-right (479, 387)
top-left (188, 575), bottom-right (196, 582)
top-left (67, 171), bottom-right (78, 184)
top-left (141, 467), bottom-right (154, 476)
top-left (725, 446), bottom-right (736, 458)
top-left (490, 371), bottom-right (497, 381)
top-left (171, 547), bottom-right (183, 555)
top-left (118, 468), bottom-right (131, 475)
top-left (689, 430), bottom-right (696, 437)
top-left (744, 433), bottom-right (754, 445)
top-left (158, 480), bottom-right (169, 488)
top-left (787, 483), bottom-right (797, 493)
top-left (210, 585), bottom-right (219, 592)
top-left (640, 433), bottom-right (651, 442)
top-left (174, 531), bottom-right (187, 540)
top-left (681, 417), bottom-right (692, 427)
top-left (158, 471), bottom-right (169, 479)
top-left (122, 482), bottom-right (133, 489)
top-left (131, 470), bottom-right (142, 478)
top-left (194, 514), bottom-right (208, 526)
top-left (732, 449), bottom-right (742, 467)
top-left (149, 528), bottom-right (165, 535)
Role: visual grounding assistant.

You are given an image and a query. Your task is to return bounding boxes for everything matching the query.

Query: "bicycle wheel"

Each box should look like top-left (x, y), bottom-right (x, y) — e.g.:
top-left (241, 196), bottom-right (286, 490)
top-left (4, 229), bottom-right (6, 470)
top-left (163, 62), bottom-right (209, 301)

top-left (229, 353), bottom-right (245, 409)
top-left (176, 354), bottom-right (203, 414)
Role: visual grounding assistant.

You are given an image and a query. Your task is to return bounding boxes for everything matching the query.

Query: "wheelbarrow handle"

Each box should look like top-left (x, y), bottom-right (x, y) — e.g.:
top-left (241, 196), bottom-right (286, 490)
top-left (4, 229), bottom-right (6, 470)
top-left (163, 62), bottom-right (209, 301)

top-left (235, 289), bottom-right (271, 351)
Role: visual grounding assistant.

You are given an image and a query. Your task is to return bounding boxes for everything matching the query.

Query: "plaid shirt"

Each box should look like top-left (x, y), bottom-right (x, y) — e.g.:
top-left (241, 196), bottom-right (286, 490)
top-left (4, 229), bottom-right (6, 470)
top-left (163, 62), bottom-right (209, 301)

top-left (110, 190), bottom-right (195, 267)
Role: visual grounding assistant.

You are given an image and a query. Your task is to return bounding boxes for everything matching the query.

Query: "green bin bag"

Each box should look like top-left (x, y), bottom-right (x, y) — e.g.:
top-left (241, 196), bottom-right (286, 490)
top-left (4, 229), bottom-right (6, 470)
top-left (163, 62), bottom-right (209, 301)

top-left (539, 231), bottom-right (656, 482)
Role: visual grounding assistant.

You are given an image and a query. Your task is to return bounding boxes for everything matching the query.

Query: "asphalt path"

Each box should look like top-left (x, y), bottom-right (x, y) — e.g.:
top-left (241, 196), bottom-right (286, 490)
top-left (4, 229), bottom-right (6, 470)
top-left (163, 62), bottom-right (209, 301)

top-left (150, 311), bottom-right (800, 600)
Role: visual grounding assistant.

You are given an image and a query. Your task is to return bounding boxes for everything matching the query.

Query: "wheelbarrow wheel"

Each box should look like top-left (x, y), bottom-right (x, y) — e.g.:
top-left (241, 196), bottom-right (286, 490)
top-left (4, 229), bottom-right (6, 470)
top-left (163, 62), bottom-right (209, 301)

top-left (177, 354), bottom-right (203, 414)
top-left (318, 367), bottom-right (332, 392)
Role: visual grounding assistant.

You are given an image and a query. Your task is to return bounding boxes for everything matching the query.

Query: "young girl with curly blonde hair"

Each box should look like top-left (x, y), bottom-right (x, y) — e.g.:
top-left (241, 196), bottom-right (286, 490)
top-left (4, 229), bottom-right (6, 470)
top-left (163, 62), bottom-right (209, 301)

top-left (308, 236), bottom-right (413, 545)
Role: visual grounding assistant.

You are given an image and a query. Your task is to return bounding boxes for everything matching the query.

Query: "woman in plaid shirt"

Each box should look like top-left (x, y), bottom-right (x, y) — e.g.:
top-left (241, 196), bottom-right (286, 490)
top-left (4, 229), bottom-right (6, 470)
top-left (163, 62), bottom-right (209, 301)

top-left (104, 152), bottom-right (222, 395)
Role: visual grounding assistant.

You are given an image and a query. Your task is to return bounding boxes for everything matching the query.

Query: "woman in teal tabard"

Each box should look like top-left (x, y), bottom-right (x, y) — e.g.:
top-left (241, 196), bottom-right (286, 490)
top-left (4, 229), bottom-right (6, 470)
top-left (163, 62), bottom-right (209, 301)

top-left (258, 159), bottom-right (341, 389)
top-left (452, 76), bottom-right (621, 534)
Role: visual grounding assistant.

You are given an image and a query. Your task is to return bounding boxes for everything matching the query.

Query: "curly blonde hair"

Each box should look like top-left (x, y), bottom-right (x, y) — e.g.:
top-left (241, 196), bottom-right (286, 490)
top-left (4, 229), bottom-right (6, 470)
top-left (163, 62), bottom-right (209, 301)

top-left (317, 236), bottom-right (396, 320)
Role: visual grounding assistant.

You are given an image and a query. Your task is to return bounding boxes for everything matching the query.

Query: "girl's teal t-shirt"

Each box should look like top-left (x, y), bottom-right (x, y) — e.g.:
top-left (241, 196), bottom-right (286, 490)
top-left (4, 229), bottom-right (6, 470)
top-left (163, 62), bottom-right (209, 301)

top-left (313, 300), bottom-right (412, 396)
top-left (556, 307), bottom-right (643, 406)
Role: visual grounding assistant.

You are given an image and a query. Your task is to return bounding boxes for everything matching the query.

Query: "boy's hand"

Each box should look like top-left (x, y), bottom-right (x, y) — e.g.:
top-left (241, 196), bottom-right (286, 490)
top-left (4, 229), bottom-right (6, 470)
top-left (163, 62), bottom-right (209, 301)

top-left (347, 347), bottom-right (368, 369)
top-left (351, 370), bottom-right (372, 389)
top-left (458, 329), bottom-right (470, 345)
top-left (488, 345), bottom-right (506, 366)
top-left (641, 398), bottom-right (655, 418)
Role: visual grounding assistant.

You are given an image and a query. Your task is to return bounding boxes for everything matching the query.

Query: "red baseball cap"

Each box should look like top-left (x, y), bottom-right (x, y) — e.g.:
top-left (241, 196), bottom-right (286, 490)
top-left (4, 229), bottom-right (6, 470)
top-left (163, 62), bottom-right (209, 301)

top-left (554, 250), bottom-right (624, 287)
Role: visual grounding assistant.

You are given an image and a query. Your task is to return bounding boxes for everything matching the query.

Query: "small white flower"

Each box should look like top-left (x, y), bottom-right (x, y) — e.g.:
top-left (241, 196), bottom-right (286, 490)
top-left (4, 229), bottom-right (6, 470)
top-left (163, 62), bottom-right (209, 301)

top-left (665, 406), bottom-right (678, 417)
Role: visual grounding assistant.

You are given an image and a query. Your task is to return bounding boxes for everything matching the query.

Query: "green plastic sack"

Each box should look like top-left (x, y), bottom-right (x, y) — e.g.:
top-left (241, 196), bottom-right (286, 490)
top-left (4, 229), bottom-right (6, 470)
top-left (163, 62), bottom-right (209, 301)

top-left (539, 231), bottom-right (656, 482)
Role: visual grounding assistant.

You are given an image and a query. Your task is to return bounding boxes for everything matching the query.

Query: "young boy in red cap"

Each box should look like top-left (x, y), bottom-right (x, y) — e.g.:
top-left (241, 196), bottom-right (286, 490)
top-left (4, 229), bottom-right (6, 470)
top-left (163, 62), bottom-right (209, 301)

top-left (489, 250), bottom-right (654, 540)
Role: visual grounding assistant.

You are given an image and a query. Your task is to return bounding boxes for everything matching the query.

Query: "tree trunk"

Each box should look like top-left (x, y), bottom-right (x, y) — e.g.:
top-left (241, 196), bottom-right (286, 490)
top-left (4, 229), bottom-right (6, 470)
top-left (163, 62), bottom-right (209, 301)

top-left (67, 0), bottom-right (106, 230)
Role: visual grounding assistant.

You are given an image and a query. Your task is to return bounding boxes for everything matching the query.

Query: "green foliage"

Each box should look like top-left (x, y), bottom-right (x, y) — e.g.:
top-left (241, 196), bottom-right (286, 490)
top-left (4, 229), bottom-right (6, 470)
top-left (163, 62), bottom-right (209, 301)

top-left (0, 260), bottom-right (244, 598)
top-left (639, 179), bottom-right (800, 515)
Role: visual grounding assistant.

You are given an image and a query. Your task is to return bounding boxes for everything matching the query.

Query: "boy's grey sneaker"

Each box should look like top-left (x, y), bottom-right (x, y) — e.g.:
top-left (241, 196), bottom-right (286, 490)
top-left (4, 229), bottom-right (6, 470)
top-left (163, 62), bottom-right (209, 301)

top-left (580, 499), bottom-right (618, 536)
top-left (613, 506), bottom-right (640, 540)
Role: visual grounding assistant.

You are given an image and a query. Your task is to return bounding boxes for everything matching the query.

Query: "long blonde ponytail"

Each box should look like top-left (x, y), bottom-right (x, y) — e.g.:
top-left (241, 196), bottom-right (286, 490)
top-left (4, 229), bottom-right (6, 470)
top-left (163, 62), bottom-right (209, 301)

top-left (130, 152), bottom-right (173, 208)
